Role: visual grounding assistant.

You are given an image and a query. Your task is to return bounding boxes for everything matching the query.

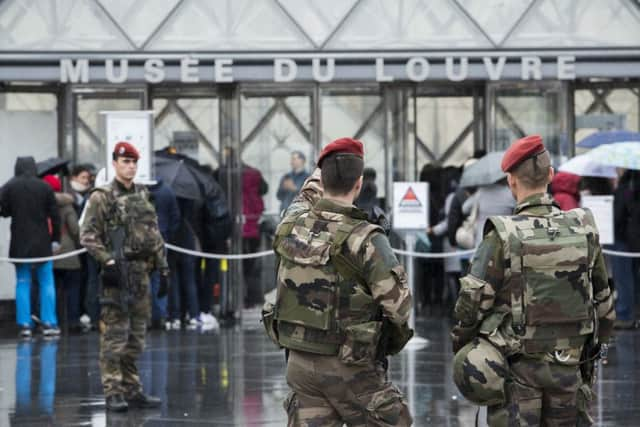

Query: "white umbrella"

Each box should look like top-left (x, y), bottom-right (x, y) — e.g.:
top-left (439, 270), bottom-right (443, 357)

top-left (558, 154), bottom-right (617, 178)
top-left (459, 151), bottom-right (506, 188)
top-left (584, 142), bottom-right (640, 171)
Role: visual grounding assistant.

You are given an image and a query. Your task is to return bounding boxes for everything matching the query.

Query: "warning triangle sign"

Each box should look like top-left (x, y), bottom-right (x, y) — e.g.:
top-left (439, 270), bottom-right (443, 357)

top-left (399, 187), bottom-right (422, 208)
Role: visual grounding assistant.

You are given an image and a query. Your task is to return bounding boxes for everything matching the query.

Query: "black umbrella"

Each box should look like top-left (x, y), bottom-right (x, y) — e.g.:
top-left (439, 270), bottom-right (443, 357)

top-left (154, 152), bottom-right (215, 201)
top-left (37, 157), bottom-right (70, 177)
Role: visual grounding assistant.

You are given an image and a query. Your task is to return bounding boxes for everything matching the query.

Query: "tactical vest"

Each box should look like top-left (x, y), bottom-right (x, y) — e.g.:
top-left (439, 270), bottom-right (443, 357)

top-left (487, 208), bottom-right (598, 354)
top-left (92, 183), bottom-right (164, 259)
top-left (273, 208), bottom-right (382, 356)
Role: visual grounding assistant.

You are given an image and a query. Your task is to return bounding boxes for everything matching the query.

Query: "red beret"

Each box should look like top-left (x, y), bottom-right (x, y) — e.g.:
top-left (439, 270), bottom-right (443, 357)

top-left (113, 141), bottom-right (140, 160)
top-left (317, 137), bottom-right (364, 167)
top-left (43, 174), bottom-right (61, 192)
top-left (501, 135), bottom-right (545, 172)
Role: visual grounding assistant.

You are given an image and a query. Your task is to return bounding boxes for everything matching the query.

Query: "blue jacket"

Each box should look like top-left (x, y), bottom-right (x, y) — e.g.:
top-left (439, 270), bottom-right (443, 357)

top-left (276, 169), bottom-right (309, 213)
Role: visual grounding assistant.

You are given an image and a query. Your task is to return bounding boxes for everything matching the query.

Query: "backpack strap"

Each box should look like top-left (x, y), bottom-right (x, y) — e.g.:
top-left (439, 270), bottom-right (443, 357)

top-left (486, 215), bottom-right (526, 335)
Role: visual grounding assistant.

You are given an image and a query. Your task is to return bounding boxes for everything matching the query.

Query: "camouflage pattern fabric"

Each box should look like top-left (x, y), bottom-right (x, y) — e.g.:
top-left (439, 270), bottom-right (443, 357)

top-left (285, 350), bottom-right (412, 427)
top-left (272, 168), bottom-right (413, 426)
top-left (80, 179), bottom-right (167, 398)
top-left (99, 268), bottom-right (149, 397)
top-left (453, 337), bottom-right (508, 406)
top-left (451, 193), bottom-right (615, 426)
top-left (487, 355), bottom-right (582, 427)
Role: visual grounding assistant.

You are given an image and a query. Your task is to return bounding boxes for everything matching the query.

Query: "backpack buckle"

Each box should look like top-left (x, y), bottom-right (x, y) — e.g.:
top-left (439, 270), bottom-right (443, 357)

top-left (513, 324), bottom-right (525, 336)
top-left (547, 227), bottom-right (560, 240)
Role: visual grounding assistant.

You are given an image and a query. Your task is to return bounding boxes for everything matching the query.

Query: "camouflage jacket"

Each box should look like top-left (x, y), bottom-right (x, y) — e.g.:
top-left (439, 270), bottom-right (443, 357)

top-left (79, 179), bottom-right (168, 272)
top-left (274, 169), bottom-right (412, 355)
top-left (452, 193), bottom-right (615, 357)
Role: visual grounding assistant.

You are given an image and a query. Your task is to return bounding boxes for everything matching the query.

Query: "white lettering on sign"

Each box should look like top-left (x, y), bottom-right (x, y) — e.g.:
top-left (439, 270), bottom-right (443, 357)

top-left (105, 59), bottom-right (128, 83)
top-left (376, 58), bottom-right (394, 82)
top-left (312, 58), bottom-right (335, 82)
top-left (557, 55), bottom-right (576, 80)
top-left (144, 59), bottom-right (165, 83)
top-left (60, 59), bottom-right (89, 83)
top-left (521, 56), bottom-right (542, 80)
top-left (180, 57), bottom-right (200, 83)
top-left (483, 56), bottom-right (506, 81)
top-left (274, 58), bottom-right (297, 82)
top-left (406, 57), bottom-right (430, 82)
top-left (446, 57), bottom-right (468, 81)
top-left (215, 58), bottom-right (234, 82)
top-left (57, 55), bottom-right (582, 83)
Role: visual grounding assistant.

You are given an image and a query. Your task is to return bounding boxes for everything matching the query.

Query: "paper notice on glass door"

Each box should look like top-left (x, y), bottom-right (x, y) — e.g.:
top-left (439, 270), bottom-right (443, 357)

top-left (580, 195), bottom-right (614, 245)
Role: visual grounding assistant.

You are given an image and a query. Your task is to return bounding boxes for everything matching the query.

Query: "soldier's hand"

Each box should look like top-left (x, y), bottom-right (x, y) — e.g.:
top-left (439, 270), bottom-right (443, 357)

top-left (102, 261), bottom-right (121, 288)
top-left (158, 272), bottom-right (170, 298)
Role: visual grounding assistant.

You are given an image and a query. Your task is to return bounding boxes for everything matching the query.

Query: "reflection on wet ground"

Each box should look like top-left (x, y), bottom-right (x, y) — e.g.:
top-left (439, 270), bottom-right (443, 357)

top-left (0, 317), bottom-right (639, 426)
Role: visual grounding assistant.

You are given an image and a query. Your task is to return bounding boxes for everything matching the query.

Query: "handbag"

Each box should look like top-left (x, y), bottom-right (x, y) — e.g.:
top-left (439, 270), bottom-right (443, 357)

top-left (455, 202), bottom-right (478, 249)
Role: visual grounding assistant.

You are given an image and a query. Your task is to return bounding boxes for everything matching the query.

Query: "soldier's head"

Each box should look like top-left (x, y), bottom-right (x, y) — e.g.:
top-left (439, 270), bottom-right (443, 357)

top-left (112, 141), bottom-right (139, 184)
top-left (501, 135), bottom-right (554, 202)
top-left (318, 138), bottom-right (365, 202)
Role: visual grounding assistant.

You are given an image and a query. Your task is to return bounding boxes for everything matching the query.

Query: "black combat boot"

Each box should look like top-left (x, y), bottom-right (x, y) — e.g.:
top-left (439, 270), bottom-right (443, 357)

top-left (125, 391), bottom-right (162, 408)
top-left (106, 394), bottom-right (128, 412)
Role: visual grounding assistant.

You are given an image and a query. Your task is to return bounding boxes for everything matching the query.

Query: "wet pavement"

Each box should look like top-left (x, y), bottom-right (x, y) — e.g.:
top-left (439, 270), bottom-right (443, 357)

top-left (0, 316), bottom-right (639, 426)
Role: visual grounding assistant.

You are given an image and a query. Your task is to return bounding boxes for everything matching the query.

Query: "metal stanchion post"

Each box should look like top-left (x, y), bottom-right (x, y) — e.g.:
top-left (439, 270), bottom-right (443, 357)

top-left (404, 232), bottom-right (429, 350)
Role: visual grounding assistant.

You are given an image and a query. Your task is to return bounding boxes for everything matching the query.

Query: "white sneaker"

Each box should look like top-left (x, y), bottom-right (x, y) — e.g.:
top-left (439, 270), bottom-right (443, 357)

top-left (170, 319), bottom-right (181, 330)
top-left (79, 314), bottom-right (91, 326)
top-left (186, 317), bottom-right (202, 330)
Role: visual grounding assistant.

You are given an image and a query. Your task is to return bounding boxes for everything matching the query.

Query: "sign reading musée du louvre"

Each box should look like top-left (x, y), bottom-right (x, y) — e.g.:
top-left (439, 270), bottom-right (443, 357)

top-left (59, 55), bottom-right (578, 84)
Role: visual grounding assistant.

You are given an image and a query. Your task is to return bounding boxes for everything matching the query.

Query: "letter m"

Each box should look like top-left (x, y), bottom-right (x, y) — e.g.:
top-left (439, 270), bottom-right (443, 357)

top-left (60, 59), bottom-right (89, 83)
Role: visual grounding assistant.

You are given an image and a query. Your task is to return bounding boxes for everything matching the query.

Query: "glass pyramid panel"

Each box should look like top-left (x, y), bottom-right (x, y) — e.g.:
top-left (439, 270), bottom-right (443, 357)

top-left (325, 0), bottom-right (493, 49)
top-left (457, 0), bottom-right (533, 45)
top-left (97, 0), bottom-right (180, 48)
top-left (148, 0), bottom-right (313, 50)
top-left (504, 0), bottom-right (640, 47)
top-left (0, 0), bottom-right (133, 50)
top-left (277, 0), bottom-right (357, 47)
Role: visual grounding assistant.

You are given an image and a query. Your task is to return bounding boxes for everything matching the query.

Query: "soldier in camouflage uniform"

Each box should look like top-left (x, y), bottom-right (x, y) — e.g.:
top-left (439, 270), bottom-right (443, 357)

top-left (80, 142), bottom-right (169, 412)
top-left (263, 137), bottom-right (413, 426)
top-left (451, 135), bottom-right (615, 426)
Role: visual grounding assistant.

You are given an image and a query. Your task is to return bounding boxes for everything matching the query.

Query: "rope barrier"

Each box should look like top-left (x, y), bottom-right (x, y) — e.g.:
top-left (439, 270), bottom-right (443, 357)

top-left (1, 244), bottom-right (640, 263)
top-left (602, 248), bottom-right (640, 258)
top-left (0, 248), bottom-right (88, 264)
top-left (392, 248), bottom-right (476, 259)
top-left (164, 243), bottom-right (274, 260)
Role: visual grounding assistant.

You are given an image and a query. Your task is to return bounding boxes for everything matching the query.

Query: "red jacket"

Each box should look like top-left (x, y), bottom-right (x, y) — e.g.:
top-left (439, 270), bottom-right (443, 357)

top-left (551, 172), bottom-right (581, 211)
top-left (242, 166), bottom-right (267, 239)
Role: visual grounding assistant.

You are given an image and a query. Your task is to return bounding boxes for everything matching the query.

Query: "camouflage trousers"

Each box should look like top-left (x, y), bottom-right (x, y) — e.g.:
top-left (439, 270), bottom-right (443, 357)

top-left (487, 356), bottom-right (590, 427)
top-left (99, 269), bottom-right (150, 398)
top-left (285, 350), bottom-right (412, 427)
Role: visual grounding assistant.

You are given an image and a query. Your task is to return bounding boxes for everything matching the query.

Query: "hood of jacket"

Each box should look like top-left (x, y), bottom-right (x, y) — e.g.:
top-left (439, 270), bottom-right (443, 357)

top-left (551, 172), bottom-right (581, 197)
top-left (14, 156), bottom-right (37, 177)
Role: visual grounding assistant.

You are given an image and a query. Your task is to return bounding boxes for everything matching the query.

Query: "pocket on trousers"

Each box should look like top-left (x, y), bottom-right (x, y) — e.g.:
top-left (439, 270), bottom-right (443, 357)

top-left (359, 384), bottom-right (411, 427)
top-left (338, 321), bottom-right (382, 366)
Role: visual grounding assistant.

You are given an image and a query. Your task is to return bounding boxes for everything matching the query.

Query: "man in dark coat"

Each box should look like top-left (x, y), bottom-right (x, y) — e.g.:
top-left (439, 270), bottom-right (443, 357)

top-left (0, 156), bottom-right (61, 338)
top-left (148, 180), bottom-right (180, 328)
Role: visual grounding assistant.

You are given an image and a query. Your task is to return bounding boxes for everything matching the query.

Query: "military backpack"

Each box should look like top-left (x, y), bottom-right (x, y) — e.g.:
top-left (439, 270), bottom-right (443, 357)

top-left (486, 208), bottom-right (599, 354)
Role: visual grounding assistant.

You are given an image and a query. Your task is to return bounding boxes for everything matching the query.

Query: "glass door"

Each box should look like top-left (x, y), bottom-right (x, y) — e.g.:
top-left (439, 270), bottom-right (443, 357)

top-left (73, 86), bottom-right (147, 166)
top-left (486, 81), bottom-right (570, 163)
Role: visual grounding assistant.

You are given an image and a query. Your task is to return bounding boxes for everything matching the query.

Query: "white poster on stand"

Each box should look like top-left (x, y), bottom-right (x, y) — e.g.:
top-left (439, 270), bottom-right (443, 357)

top-left (392, 182), bottom-right (429, 230)
top-left (581, 195), bottom-right (614, 245)
top-left (101, 111), bottom-right (154, 184)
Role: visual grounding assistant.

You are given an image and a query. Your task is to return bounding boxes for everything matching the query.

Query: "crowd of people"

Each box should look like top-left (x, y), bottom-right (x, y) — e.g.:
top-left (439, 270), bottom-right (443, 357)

top-left (2, 143), bottom-right (639, 339)
top-left (0, 147), bottom-right (317, 338)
